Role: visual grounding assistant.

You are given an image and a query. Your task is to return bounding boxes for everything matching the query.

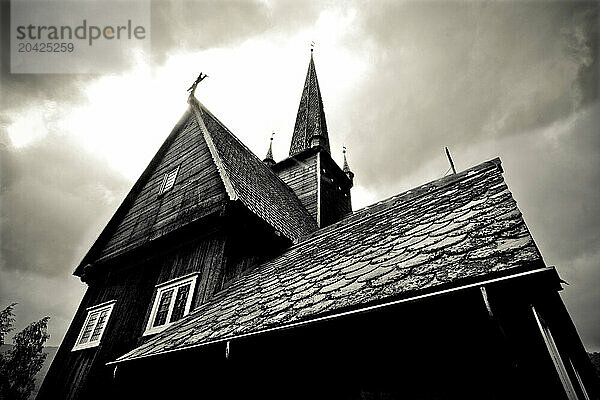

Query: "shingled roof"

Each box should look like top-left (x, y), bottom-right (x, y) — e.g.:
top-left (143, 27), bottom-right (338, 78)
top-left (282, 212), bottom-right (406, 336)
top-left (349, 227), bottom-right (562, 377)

top-left (113, 157), bottom-right (544, 363)
top-left (189, 97), bottom-right (318, 241)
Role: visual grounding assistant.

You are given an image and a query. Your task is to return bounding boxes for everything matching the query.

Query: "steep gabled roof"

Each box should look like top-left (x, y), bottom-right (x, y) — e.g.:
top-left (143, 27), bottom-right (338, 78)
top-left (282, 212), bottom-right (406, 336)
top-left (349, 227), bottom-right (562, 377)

top-left (76, 110), bottom-right (229, 271)
top-left (76, 98), bottom-right (317, 273)
top-left (189, 96), bottom-right (318, 242)
top-left (113, 157), bottom-right (545, 363)
top-left (289, 53), bottom-right (331, 156)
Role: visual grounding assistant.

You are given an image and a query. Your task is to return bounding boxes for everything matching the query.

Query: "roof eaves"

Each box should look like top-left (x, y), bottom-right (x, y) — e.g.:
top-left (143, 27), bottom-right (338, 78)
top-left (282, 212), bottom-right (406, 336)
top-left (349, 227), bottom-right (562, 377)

top-left (108, 265), bottom-right (555, 366)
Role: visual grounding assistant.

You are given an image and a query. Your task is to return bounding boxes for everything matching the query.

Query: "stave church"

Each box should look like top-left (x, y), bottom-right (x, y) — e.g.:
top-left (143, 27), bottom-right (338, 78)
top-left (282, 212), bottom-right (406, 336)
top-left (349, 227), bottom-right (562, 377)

top-left (38, 51), bottom-right (598, 400)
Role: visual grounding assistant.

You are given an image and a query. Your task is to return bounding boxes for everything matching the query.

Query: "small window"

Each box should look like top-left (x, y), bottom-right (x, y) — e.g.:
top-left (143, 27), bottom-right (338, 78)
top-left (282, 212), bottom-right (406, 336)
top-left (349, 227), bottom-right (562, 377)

top-left (72, 300), bottom-right (116, 351)
top-left (159, 166), bottom-right (180, 195)
top-left (144, 274), bottom-right (197, 336)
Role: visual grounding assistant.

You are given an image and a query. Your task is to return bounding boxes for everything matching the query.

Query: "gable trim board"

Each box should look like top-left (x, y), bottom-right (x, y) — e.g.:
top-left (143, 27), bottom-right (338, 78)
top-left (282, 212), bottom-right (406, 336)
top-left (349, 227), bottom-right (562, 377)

top-left (189, 96), bottom-right (238, 201)
top-left (109, 266), bottom-right (555, 365)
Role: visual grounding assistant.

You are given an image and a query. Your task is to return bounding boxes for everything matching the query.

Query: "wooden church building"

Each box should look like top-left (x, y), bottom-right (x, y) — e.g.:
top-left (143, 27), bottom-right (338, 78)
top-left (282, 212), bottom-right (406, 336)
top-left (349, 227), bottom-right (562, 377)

top-left (38, 53), bottom-right (598, 400)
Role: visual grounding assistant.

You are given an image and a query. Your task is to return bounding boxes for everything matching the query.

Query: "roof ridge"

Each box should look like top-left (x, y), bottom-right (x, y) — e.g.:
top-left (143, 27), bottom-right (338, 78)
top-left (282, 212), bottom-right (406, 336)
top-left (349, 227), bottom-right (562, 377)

top-left (189, 96), bottom-right (238, 201)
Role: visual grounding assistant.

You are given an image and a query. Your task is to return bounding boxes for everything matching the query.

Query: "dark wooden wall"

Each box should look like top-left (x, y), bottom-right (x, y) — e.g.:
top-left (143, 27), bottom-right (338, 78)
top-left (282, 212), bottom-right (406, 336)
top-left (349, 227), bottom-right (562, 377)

top-left (319, 153), bottom-right (352, 227)
top-left (275, 153), bottom-right (318, 221)
top-left (37, 231), bottom-right (229, 400)
top-left (275, 150), bottom-right (353, 228)
top-left (97, 114), bottom-right (227, 262)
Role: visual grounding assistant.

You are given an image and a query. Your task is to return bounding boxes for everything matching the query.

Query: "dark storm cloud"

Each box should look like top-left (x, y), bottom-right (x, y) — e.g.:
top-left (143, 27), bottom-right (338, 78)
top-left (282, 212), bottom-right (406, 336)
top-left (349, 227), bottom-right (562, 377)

top-left (0, 1), bottom-right (93, 113)
top-left (0, 126), bottom-right (130, 343)
top-left (339, 1), bottom-right (598, 190)
top-left (0, 134), bottom-right (130, 277)
top-left (1, 0), bottom-right (320, 112)
top-left (486, 102), bottom-right (600, 351)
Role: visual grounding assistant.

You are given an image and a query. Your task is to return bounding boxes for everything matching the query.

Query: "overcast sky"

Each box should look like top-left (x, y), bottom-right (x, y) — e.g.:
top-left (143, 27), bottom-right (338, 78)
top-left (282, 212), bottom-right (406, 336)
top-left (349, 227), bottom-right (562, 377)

top-left (1, 0), bottom-right (599, 352)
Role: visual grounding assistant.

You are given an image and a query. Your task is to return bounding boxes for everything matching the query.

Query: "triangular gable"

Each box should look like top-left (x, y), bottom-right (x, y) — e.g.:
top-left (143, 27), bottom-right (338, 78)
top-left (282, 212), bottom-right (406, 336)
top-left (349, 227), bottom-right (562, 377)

top-left (77, 97), bottom-right (319, 273)
top-left (76, 110), bottom-right (228, 271)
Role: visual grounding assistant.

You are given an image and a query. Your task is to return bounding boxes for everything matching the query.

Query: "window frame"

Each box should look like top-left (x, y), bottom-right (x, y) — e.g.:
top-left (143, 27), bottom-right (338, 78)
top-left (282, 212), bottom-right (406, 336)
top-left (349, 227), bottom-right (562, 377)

top-left (144, 273), bottom-right (198, 336)
top-left (158, 165), bottom-right (180, 196)
top-left (72, 300), bottom-right (116, 351)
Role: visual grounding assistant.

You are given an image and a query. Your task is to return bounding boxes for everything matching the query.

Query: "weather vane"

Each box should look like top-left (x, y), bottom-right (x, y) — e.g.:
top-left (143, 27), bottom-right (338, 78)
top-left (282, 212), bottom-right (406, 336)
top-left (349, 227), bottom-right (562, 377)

top-left (187, 72), bottom-right (208, 97)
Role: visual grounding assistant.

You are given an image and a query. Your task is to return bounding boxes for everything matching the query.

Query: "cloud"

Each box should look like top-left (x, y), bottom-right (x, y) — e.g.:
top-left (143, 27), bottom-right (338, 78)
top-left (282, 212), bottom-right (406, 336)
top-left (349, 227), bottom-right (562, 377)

top-left (338, 1), bottom-right (598, 191)
top-left (492, 102), bottom-right (600, 352)
top-left (0, 127), bottom-right (129, 344)
top-left (0, 131), bottom-right (129, 277)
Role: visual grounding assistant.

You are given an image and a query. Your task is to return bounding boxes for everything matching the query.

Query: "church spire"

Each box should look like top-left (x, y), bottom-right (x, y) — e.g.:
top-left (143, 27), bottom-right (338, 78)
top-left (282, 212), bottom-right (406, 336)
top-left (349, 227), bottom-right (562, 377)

top-left (263, 132), bottom-right (276, 167)
top-left (289, 51), bottom-right (331, 156)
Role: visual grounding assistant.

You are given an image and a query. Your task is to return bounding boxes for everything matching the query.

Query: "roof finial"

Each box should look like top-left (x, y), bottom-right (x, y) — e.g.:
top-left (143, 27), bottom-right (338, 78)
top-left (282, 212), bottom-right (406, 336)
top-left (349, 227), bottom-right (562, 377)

top-left (343, 145), bottom-right (354, 186)
top-left (263, 132), bottom-right (276, 167)
top-left (187, 72), bottom-right (208, 99)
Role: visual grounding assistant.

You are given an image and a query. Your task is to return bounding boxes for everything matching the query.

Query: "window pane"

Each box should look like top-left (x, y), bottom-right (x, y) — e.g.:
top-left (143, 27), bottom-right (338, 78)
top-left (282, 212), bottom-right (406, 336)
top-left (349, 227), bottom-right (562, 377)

top-left (160, 167), bottom-right (179, 194)
top-left (90, 309), bottom-right (109, 342)
top-left (164, 171), bottom-right (177, 191)
top-left (79, 311), bottom-right (99, 344)
top-left (170, 284), bottom-right (190, 323)
top-left (153, 289), bottom-right (174, 327)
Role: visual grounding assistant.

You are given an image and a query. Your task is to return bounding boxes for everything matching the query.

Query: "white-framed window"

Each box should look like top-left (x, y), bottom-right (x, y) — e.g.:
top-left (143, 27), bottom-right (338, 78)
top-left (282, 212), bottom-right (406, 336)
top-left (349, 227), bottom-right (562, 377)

top-left (72, 300), bottom-right (116, 351)
top-left (159, 166), bottom-right (180, 195)
top-left (144, 273), bottom-right (198, 336)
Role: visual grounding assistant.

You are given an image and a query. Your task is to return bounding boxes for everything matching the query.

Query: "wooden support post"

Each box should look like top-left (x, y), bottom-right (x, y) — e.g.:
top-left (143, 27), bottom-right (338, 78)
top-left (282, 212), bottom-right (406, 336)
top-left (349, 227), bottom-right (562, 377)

top-left (480, 286), bottom-right (494, 318)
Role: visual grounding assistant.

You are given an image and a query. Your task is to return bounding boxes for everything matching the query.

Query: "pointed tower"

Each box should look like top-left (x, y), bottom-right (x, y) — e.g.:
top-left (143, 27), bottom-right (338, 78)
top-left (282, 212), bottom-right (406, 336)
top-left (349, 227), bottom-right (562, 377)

top-left (289, 51), bottom-right (331, 156)
top-left (273, 51), bottom-right (353, 227)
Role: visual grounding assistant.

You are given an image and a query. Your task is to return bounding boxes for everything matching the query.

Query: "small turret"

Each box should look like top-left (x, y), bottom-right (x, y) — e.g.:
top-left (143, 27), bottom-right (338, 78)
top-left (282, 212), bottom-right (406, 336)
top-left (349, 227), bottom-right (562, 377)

top-left (263, 133), bottom-right (276, 167)
top-left (343, 146), bottom-right (354, 187)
